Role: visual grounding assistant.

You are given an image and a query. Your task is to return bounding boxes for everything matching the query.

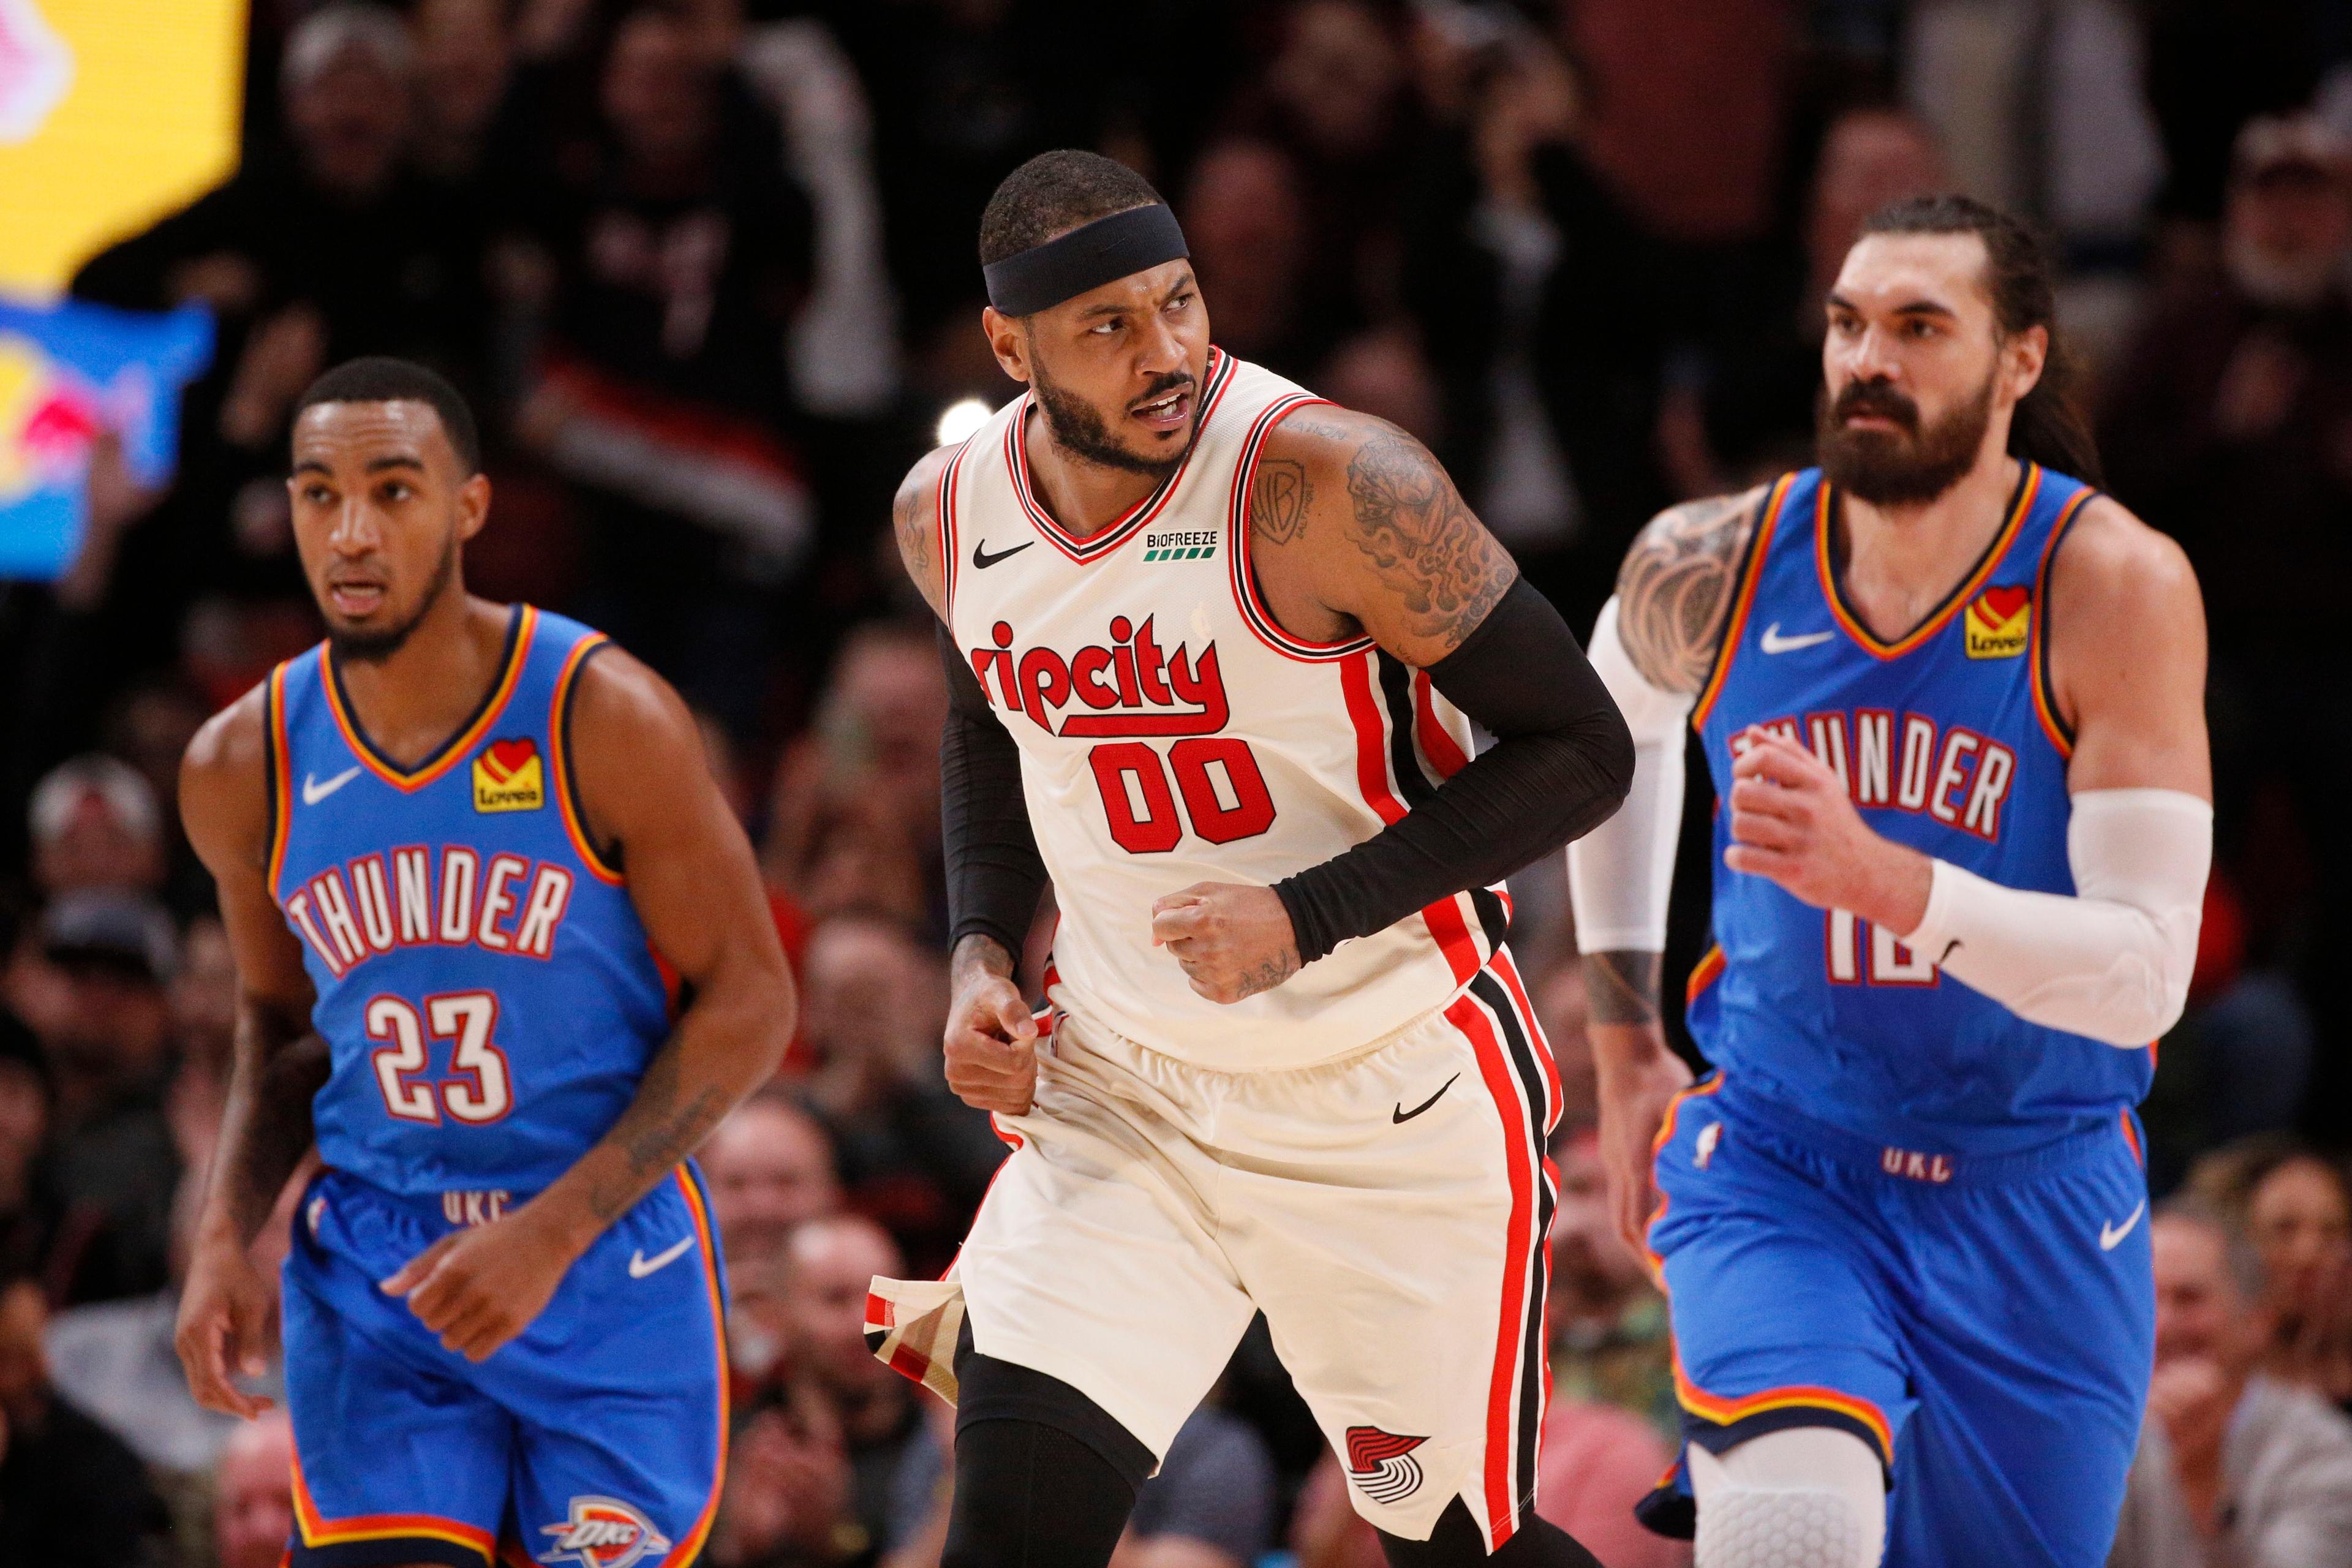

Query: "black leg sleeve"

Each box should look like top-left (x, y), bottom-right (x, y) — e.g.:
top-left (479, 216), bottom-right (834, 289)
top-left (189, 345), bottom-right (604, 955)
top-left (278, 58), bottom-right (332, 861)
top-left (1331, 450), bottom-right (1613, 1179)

top-left (1377, 1499), bottom-right (1602, 1568)
top-left (941, 1343), bottom-right (1155, 1568)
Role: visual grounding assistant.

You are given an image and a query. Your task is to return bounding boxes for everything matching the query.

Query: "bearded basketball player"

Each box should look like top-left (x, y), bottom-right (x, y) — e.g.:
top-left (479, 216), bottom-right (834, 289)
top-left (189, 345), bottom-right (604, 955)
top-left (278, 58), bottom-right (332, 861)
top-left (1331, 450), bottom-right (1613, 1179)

top-left (1568, 195), bottom-right (2212, 1566)
top-left (863, 151), bottom-right (1632, 1568)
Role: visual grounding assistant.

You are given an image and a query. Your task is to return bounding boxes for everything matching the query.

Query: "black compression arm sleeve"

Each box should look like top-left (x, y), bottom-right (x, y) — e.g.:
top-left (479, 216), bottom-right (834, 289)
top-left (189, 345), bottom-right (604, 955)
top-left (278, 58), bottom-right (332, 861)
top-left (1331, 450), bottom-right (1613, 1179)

top-left (938, 622), bottom-right (1049, 959)
top-left (1273, 578), bottom-right (1634, 963)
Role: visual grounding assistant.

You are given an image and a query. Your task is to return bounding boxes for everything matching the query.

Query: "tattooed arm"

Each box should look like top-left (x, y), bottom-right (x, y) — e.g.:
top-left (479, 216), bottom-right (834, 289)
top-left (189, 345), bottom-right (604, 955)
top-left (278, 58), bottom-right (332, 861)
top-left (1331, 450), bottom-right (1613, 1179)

top-left (1580, 484), bottom-right (1766, 1020)
top-left (1572, 488), bottom-right (1764, 1244)
top-left (892, 443), bottom-right (957, 620)
top-left (1245, 409), bottom-right (1517, 661)
top-left (1153, 409), bottom-right (1632, 1003)
top-left (380, 647), bottom-right (794, 1360)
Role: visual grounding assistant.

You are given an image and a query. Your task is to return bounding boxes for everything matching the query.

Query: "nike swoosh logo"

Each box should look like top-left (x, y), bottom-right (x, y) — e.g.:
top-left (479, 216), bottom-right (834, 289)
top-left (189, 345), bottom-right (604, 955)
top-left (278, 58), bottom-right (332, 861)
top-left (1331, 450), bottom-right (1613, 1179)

top-left (302, 766), bottom-right (364, 805)
top-left (1760, 623), bottom-right (1836, 655)
top-left (2100, 1200), bottom-right (2147, 1251)
top-left (971, 538), bottom-right (1035, 570)
top-left (628, 1236), bottom-right (696, 1278)
top-left (1393, 1073), bottom-right (1460, 1124)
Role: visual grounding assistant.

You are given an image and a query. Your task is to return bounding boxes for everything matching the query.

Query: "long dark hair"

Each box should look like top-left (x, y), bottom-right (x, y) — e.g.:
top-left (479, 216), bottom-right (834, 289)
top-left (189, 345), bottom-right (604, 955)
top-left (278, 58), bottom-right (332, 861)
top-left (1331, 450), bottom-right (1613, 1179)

top-left (1857, 195), bottom-right (2104, 487)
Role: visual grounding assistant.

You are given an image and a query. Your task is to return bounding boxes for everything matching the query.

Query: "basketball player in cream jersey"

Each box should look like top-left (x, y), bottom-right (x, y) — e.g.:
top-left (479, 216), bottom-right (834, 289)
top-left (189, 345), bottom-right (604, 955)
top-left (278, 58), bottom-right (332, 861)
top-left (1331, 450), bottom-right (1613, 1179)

top-left (864, 153), bottom-right (1632, 1568)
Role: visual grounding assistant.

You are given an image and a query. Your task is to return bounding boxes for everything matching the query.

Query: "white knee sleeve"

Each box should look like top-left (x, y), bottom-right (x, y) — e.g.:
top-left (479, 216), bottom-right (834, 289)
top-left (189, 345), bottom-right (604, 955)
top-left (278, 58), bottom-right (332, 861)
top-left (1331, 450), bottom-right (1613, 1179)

top-left (1689, 1427), bottom-right (1886, 1568)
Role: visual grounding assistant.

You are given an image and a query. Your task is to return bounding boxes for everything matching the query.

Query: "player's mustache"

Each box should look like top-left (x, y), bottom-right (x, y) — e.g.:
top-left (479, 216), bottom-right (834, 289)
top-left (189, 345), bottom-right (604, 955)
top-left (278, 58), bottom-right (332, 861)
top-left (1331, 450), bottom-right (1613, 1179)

top-left (1832, 380), bottom-right (1920, 432)
top-left (1128, 371), bottom-right (1195, 412)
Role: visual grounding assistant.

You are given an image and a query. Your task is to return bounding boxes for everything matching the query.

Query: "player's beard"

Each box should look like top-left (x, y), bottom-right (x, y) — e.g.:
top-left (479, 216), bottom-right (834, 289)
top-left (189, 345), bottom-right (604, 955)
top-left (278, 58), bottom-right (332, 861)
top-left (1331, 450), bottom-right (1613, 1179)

top-left (325, 532), bottom-right (458, 665)
top-left (1817, 366), bottom-right (1996, 508)
top-left (1032, 354), bottom-right (1195, 480)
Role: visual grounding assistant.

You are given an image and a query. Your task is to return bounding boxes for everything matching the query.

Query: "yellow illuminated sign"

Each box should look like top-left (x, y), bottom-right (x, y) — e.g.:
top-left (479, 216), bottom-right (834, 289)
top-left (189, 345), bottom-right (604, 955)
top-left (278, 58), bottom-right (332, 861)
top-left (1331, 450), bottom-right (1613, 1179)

top-left (0, 1), bottom-right (247, 297)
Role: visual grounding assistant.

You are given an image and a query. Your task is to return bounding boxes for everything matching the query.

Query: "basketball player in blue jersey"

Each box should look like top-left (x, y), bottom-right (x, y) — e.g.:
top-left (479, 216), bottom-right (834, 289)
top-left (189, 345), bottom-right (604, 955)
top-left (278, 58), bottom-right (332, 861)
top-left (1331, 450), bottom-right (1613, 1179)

top-left (1567, 195), bottom-right (2213, 1567)
top-left (172, 358), bottom-right (794, 1568)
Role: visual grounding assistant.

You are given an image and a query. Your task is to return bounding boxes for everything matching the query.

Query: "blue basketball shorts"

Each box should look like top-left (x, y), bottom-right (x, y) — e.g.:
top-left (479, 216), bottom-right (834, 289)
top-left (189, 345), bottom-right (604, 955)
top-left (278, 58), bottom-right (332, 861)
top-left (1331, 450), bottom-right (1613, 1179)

top-left (281, 1164), bottom-right (727, 1568)
top-left (1640, 1074), bottom-right (2154, 1568)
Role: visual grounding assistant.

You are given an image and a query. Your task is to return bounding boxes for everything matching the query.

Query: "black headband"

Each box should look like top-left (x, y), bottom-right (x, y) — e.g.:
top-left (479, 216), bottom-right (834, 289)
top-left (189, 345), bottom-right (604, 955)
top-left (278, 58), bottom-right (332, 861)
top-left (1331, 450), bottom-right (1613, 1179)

top-left (983, 204), bottom-right (1190, 317)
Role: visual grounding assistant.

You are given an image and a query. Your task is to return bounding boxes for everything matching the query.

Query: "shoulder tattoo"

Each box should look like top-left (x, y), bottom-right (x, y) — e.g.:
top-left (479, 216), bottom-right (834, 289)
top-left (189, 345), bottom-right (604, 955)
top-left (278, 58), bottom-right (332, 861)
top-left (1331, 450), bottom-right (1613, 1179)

top-left (1338, 423), bottom-right (1515, 646)
top-left (892, 467), bottom-right (933, 580)
top-left (1615, 488), bottom-right (1766, 694)
top-left (1250, 456), bottom-right (1313, 546)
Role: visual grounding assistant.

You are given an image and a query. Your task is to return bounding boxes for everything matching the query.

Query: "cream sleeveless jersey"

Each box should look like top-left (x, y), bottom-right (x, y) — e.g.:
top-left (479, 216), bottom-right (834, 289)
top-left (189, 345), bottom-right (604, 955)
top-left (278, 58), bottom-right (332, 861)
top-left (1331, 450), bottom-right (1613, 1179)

top-left (938, 349), bottom-right (1509, 1071)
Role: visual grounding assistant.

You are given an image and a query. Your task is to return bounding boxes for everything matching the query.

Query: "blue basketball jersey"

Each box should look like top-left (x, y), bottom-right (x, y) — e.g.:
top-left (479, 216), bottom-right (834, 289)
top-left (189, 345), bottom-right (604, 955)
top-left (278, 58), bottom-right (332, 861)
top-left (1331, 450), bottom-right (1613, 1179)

top-left (1687, 464), bottom-right (2151, 1155)
top-left (266, 605), bottom-right (669, 1196)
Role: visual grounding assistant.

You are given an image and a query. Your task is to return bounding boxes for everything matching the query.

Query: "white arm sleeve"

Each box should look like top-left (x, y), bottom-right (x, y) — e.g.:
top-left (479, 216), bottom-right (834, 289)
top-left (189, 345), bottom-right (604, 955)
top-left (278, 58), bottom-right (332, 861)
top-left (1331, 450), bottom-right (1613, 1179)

top-left (1566, 597), bottom-right (1694, 953)
top-left (1902, 788), bottom-right (2213, 1047)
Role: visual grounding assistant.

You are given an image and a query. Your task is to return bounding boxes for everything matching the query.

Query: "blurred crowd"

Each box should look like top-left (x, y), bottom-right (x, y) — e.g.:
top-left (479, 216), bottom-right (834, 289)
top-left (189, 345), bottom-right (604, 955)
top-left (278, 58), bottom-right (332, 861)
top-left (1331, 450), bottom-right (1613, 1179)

top-left (2, 0), bottom-right (2351, 1563)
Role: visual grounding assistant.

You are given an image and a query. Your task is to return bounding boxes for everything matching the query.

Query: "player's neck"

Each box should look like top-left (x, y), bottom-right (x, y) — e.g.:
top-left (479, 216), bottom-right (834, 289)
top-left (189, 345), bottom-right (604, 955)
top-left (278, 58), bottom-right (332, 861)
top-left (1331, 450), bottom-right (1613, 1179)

top-left (1022, 405), bottom-right (1166, 540)
top-left (334, 591), bottom-right (514, 769)
top-left (1835, 453), bottom-right (2021, 643)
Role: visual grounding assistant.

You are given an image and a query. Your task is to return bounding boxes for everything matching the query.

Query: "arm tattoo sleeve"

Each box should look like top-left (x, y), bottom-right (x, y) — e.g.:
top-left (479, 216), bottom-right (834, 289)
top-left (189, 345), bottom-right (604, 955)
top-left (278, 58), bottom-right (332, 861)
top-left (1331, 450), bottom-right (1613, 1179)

top-left (892, 466), bottom-right (933, 581)
top-left (1338, 425), bottom-right (1516, 648)
top-left (582, 1040), bottom-right (729, 1224)
top-left (1614, 488), bottom-right (1766, 694)
top-left (1583, 949), bottom-right (1663, 1028)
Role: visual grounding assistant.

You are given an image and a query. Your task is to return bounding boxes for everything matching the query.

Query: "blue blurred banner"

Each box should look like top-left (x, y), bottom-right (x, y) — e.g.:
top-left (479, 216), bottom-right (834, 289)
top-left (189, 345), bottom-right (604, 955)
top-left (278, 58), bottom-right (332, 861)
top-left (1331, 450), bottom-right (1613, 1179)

top-left (0, 293), bottom-right (211, 581)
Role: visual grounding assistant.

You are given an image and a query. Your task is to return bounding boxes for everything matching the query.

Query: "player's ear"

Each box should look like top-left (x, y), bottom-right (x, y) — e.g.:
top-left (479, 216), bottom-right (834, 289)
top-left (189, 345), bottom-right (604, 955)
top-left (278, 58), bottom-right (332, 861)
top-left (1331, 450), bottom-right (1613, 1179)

top-left (454, 472), bottom-right (492, 543)
top-left (2003, 322), bottom-right (2048, 404)
top-left (982, 306), bottom-right (1033, 386)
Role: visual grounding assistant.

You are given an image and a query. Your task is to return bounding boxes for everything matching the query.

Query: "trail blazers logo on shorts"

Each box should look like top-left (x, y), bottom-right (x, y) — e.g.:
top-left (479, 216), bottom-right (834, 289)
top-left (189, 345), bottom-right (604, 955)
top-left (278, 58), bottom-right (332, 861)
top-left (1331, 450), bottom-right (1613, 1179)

top-left (1963, 584), bottom-right (2030, 660)
top-left (539, 1496), bottom-right (669, 1566)
top-left (1346, 1426), bottom-right (1430, 1504)
top-left (473, 736), bottom-right (545, 812)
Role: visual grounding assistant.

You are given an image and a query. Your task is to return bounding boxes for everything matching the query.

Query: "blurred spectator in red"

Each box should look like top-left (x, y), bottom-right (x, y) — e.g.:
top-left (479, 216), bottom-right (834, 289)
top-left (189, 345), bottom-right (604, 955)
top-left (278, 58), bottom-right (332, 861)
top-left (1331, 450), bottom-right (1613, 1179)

top-left (2187, 1137), bottom-right (2352, 1413)
top-left (1534, 1403), bottom-right (1687, 1568)
top-left (1564, 0), bottom-right (1792, 249)
top-left (765, 623), bottom-right (946, 929)
top-left (1686, 105), bottom-right (1947, 490)
top-left (213, 1408), bottom-right (296, 1568)
top-left (1548, 1128), bottom-right (1676, 1442)
top-left (796, 911), bottom-right (999, 1273)
top-left (704, 1091), bottom-right (843, 1271)
top-left (517, 4), bottom-right (816, 736)
top-left (1397, 13), bottom-right (1667, 635)
top-left (2111, 1200), bottom-right (2352, 1566)
top-left (26, 758), bottom-right (165, 902)
top-left (0, 1276), bottom-right (175, 1566)
top-left (1182, 138), bottom-right (1319, 378)
top-left (7, 895), bottom-right (181, 1304)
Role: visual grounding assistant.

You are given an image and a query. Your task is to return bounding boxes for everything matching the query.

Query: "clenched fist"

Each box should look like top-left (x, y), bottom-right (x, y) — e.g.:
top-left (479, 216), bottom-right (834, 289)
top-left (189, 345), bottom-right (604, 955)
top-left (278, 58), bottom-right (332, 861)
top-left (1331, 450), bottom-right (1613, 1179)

top-left (943, 936), bottom-right (1038, 1115)
top-left (1150, 883), bottom-right (1301, 1004)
